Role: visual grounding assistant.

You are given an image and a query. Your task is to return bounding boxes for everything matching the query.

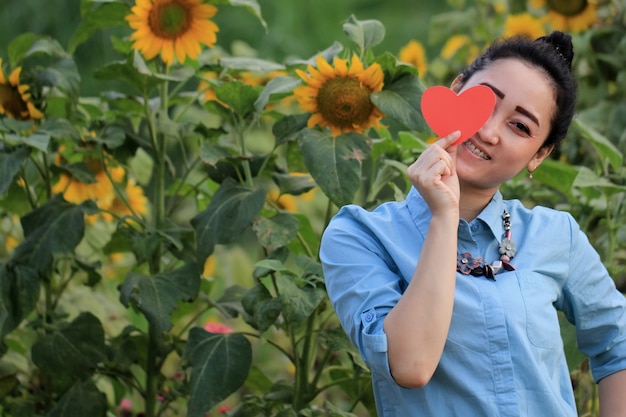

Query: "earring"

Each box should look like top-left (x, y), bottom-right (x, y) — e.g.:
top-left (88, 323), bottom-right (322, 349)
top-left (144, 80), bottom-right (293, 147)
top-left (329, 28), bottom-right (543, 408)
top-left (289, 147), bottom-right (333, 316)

top-left (528, 170), bottom-right (534, 180)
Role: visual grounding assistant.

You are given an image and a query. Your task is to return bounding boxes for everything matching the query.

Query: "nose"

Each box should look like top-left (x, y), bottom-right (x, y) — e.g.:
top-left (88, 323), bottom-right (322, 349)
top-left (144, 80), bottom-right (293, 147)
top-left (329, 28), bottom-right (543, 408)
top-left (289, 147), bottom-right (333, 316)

top-left (476, 115), bottom-right (500, 145)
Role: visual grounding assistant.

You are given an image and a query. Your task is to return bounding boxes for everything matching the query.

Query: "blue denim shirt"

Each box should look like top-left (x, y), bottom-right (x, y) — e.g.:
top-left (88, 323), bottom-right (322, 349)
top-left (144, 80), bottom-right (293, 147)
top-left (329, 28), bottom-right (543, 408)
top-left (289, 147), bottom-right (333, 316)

top-left (320, 188), bottom-right (626, 417)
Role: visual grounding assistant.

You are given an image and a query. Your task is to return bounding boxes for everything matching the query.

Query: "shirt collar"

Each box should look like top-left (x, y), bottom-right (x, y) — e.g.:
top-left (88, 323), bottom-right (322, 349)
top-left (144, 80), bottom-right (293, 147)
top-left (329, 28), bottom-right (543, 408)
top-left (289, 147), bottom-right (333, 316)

top-left (406, 187), bottom-right (506, 241)
top-left (475, 190), bottom-right (505, 240)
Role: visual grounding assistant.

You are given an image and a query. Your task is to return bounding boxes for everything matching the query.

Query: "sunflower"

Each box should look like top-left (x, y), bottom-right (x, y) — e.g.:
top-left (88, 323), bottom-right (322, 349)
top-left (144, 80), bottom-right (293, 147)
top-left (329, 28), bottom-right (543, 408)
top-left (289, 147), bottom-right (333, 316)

top-left (126, 0), bottom-right (219, 66)
top-left (0, 59), bottom-right (43, 120)
top-left (267, 189), bottom-right (298, 212)
top-left (538, 0), bottom-right (598, 33)
top-left (503, 13), bottom-right (546, 39)
top-left (399, 40), bottom-right (428, 77)
top-left (440, 35), bottom-right (480, 64)
top-left (294, 54), bottom-right (384, 137)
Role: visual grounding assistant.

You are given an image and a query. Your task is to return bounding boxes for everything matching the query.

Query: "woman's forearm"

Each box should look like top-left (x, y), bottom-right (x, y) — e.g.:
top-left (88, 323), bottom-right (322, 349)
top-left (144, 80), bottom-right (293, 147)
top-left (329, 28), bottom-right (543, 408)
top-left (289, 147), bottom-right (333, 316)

top-left (599, 369), bottom-right (626, 417)
top-left (383, 211), bottom-right (458, 388)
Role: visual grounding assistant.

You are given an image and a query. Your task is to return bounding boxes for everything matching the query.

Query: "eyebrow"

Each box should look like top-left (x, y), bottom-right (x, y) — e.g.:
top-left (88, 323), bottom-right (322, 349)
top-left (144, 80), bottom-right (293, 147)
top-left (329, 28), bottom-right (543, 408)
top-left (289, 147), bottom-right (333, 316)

top-left (480, 82), bottom-right (540, 127)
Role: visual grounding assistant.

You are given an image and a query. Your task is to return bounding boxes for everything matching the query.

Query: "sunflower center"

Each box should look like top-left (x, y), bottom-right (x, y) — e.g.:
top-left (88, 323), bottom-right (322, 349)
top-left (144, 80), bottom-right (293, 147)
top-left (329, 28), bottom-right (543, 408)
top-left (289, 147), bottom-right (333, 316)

top-left (317, 77), bottom-right (374, 129)
top-left (0, 84), bottom-right (29, 120)
top-left (547, 0), bottom-right (587, 16)
top-left (148, 0), bottom-right (192, 39)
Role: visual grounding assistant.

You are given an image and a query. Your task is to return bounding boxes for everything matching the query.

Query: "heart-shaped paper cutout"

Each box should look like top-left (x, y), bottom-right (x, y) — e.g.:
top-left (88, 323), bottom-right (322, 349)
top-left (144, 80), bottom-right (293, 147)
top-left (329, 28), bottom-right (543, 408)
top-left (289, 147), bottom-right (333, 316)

top-left (421, 85), bottom-right (496, 146)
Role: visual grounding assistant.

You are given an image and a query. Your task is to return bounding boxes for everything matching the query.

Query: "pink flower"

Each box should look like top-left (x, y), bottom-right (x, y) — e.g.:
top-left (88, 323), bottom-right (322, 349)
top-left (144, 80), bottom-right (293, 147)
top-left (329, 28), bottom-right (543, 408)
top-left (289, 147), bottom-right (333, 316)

top-left (218, 405), bottom-right (231, 413)
top-left (119, 398), bottom-right (133, 410)
top-left (203, 321), bottom-right (234, 334)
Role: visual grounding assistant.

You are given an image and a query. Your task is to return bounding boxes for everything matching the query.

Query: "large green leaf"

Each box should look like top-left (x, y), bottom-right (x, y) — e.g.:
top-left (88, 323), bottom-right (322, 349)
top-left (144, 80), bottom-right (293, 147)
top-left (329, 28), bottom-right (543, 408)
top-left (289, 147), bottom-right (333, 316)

top-left (298, 129), bottom-right (371, 207)
top-left (574, 166), bottom-right (626, 193)
top-left (47, 379), bottom-right (107, 417)
top-left (255, 75), bottom-right (301, 112)
top-left (241, 283), bottom-right (282, 331)
top-left (573, 118), bottom-right (623, 171)
top-left (191, 178), bottom-right (266, 262)
top-left (533, 158), bottom-right (579, 196)
top-left (0, 147), bottom-right (30, 196)
top-left (119, 262), bottom-right (200, 334)
top-left (0, 264), bottom-right (39, 340)
top-left (342, 15), bottom-right (385, 54)
top-left (31, 313), bottom-right (106, 389)
top-left (11, 196), bottom-right (88, 275)
top-left (94, 51), bottom-right (167, 95)
top-left (214, 81), bottom-right (260, 119)
top-left (183, 328), bottom-right (252, 417)
top-left (252, 213), bottom-right (299, 253)
top-left (371, 72), bottom-right (426, 131)
top-left (68, 1), bottom-right (130, 54)
top-left (276, 273), bottom-right (325, 326)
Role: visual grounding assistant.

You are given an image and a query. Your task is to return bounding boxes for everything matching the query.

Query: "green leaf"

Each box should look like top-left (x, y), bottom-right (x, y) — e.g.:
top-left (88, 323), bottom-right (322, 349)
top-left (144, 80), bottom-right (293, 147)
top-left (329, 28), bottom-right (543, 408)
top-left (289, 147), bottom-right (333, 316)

top-left (94, 51), bottom-right (163, 95)
top-left (572, 118), bottom-right (623, 171)
top-left (371, 73), bottom-right (426, 131)
top-left (47, 379), bottom-right (107, 417)
top-left (191, 179), bottom-right (266, 262)
top-left (272, 113), bottom-right (310, 147)
top-left (271, 172), bottom-right (316, 196)
top-left (214, 82), bottom-right (260, 118)
top-left (16, 133), bottom-right (51, 153)
top-left (0, 147), bottom-right (30, 196)
top-left (31, 313), bottom-right (106, 384)
top-left (33, 56), bottom-right (81, 97)
top-left (342, 15), bottom-right (385, 54)
top-left (0, 264), bottom-right (39, 339)
top-left (68, 2), bottom-right (130, 54)
top-left (7, 33), bottom-right (39, 66)
top-left (574, 166), bottom-right (626, 193)
top-left (252, 213), bottom-right (299, 252)
top-left (11, 196), bottom-right (87, 275)
top-left (38, 118), bottom-right (82, 141)
top-left (119, 262), bottom-right (200, 334)
top-left (298, 129), bottom-right (371, 207)
top-left (219, 56), bottom-right (285, 73)
top-left (276, 274), bottom-right (325, 326)
top-left (533, 158), bottom-right (579, 196)
top-left (241, 283), bottom-right (282, 331)
top-left (255, 75), bottom-right (301, 112)
top-left (183, 328), bottom-right (252, 417)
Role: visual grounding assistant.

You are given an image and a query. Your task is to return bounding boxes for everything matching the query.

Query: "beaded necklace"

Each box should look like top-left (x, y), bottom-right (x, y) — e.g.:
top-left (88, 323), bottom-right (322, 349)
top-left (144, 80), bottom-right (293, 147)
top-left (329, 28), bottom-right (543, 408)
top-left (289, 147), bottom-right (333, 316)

top-left (456, 210), bottom-right (516, 280)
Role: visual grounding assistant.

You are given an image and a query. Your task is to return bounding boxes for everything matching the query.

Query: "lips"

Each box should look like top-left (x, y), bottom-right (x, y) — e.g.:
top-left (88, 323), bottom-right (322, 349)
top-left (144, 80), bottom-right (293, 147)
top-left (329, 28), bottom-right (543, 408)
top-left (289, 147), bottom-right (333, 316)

top-left (464, 141), bottom-right (491, 160)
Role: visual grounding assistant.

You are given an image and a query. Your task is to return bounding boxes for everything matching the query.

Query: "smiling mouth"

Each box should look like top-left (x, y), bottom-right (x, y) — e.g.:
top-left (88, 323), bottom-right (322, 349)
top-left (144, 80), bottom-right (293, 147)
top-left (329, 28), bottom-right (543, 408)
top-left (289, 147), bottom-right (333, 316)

top-left (465, 141), bottom-right (491, 160)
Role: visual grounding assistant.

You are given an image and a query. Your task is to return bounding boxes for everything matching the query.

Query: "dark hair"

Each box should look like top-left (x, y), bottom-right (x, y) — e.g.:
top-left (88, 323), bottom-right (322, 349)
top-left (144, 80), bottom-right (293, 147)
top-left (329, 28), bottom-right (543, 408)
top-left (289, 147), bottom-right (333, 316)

top-left (458, 31), bottom-right (577, 150)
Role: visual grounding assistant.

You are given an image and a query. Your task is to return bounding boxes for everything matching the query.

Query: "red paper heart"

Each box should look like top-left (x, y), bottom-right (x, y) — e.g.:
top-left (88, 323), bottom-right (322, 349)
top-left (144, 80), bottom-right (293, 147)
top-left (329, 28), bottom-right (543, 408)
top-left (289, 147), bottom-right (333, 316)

top-left (421, 85), bottom-right (496, 146)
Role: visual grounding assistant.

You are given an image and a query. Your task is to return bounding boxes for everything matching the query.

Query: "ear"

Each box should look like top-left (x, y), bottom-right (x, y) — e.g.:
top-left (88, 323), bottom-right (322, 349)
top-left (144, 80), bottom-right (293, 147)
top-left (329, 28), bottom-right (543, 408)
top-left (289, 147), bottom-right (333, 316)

top-left (450, 74), bottom-right (463, 93)
top-left (528, 144), bottom-right (554, 173)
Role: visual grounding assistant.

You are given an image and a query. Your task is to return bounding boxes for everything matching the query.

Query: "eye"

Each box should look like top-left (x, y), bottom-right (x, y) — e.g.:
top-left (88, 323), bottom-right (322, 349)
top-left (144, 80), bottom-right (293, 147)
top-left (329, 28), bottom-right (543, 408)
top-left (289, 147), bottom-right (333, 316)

top-left (512, 121), bottom-right (530, 135)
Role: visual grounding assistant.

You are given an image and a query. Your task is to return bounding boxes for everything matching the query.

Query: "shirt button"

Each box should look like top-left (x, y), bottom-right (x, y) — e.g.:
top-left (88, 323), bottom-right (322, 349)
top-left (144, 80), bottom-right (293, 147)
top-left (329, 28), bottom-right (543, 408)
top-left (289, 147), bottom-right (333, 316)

top-left (364, 312), bottom-right (375, 322)
top-left (471, 223), bottom-right (479, 231)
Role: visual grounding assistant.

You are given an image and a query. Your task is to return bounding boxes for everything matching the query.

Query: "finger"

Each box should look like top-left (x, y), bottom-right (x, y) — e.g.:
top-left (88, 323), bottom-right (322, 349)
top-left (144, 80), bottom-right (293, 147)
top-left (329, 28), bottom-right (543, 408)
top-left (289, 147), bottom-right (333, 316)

top-left (433, 130), bottom-right (462, 150)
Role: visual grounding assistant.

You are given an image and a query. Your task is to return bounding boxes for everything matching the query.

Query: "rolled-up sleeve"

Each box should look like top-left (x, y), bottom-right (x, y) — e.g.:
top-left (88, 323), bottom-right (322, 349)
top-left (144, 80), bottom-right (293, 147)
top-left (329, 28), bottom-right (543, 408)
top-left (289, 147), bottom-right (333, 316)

top-left (320, 205), bottom-right (413, 381)
top-left (560, 214), bottom-right (626, 382)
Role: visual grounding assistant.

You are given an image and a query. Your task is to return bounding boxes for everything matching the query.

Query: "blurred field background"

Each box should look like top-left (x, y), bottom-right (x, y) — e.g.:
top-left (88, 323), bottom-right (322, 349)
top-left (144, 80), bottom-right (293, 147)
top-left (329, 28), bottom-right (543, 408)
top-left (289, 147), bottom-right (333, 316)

top-left (0, 0), bottom-right (448, 94)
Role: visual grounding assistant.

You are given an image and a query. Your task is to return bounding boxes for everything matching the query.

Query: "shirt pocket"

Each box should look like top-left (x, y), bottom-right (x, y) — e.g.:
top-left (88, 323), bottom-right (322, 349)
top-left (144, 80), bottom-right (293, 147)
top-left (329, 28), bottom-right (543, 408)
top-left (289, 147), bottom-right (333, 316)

top-left (516, 271), bottom-right (562, 349)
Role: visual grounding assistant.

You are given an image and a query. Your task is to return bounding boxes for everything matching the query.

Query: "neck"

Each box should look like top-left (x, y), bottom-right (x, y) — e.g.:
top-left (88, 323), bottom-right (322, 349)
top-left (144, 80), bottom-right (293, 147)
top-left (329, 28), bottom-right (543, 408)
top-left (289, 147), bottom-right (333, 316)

top-left (459, 185), bottom-right (499, 222)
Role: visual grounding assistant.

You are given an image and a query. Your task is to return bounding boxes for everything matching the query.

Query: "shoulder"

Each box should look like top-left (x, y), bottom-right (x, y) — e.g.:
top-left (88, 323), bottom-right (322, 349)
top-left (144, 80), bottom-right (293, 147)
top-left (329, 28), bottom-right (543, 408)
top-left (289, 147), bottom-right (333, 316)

top-left (321, 199), bottom-right (413, 250)
top-left (505, 199), bottom-right (580, 245)
top-left (507, 199), bottom-right (576, 227)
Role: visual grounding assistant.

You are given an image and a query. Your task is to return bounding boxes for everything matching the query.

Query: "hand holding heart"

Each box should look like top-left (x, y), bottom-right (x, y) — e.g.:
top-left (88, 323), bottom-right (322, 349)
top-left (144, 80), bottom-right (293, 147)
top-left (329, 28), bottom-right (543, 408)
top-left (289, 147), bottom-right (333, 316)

top-left (420, 85), bottom-right (496, 146)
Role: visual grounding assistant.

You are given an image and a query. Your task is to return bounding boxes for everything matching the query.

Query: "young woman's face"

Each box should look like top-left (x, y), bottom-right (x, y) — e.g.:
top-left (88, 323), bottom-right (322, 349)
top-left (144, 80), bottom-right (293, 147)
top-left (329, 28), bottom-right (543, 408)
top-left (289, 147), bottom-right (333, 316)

top-left (454, 58), bottom-right (557, 191)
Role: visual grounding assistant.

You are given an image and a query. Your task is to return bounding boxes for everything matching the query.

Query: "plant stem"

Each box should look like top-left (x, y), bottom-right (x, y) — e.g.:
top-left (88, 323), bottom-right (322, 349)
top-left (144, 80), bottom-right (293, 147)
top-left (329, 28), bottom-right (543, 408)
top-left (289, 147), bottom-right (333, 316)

top-left (293, 315), bottom-right (316, 410)
top-left (145, 322), bottom-right (159, 417)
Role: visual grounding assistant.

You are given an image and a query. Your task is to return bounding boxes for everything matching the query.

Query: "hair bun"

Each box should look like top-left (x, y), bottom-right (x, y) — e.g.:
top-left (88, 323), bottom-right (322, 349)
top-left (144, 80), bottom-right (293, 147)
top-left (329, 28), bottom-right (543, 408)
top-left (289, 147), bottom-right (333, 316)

top-left (536, 31), bottom-right (574, 70)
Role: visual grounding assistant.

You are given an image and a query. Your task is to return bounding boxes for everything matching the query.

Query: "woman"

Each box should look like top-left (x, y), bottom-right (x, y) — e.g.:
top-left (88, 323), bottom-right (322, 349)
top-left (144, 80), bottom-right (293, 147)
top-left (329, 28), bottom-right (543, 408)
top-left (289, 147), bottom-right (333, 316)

top-left (320, 31), bottom-right (626, 416)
